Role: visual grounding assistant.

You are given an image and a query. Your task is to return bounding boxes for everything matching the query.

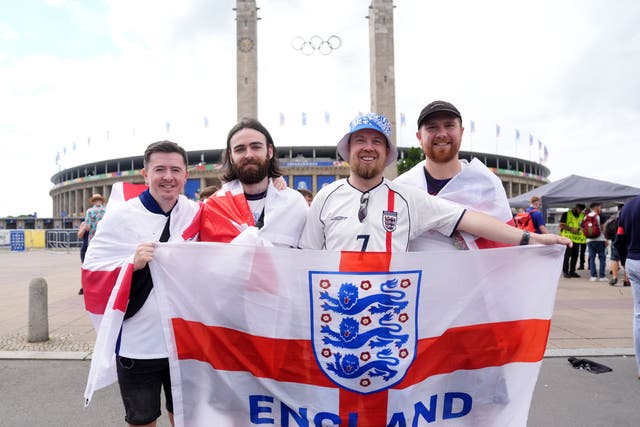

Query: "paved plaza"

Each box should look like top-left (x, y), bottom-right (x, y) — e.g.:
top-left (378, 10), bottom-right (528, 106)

top-left (0, 249), bottom-right (638, 425)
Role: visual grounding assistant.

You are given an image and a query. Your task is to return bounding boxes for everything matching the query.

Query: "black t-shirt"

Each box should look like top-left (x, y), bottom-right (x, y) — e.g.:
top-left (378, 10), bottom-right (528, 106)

top-left (423, 167), bottom-right (452, 196)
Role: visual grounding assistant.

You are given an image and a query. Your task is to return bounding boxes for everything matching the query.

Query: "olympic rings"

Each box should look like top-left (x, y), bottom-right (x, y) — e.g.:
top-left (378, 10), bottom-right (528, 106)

top-left (292, 35), bottom-right (342, 56)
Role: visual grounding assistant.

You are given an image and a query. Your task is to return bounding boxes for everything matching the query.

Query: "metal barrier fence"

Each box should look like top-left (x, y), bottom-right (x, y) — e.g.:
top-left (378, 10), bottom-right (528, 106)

top-left (45, 229), bottom-right (82, 249)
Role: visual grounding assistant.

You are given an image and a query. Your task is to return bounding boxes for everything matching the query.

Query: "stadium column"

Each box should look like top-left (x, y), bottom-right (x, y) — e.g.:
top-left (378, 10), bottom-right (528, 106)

top-left (235, 0), bottom-right (258, 120)
top-left (368, 0), bottom-right (398, 179)
top-left (74, 189), bottom-right (80, 216)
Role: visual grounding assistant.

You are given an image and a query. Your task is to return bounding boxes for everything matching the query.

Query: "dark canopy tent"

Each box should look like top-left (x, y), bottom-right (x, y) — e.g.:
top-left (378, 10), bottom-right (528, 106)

top-left (508, 174), bottom-right (640, 209)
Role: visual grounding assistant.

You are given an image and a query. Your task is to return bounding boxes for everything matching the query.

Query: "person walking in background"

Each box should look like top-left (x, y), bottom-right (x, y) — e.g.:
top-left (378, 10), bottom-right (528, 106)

top-left (559, 203), bottom-right (586, 278)
top-left (77, 221), bottom-right (89, 295)
top-left (78, 194), bottom-right (106, 295)
top-left (576, 203), bottom-right (587, 270)
top-left (198, 185), bottom-right (218, 202)
top-left (526, 196), bottom-right (549, 234)
top-left (297, 188), bottom-right (313, 206)
top-left (585, 202), bottom-right (608, 282)
top-left (605, 204), bottom-right (630, 286)
top-left (613, 195), bottom-right (640, 379)
top-left (84, 193), bottom-right (106, 240)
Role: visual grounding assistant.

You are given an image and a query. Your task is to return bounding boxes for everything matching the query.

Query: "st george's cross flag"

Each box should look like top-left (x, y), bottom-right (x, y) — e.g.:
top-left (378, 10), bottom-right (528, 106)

top-left (150, 242), bottom-right (564, 426)
top-left (81, 182), bottom-right (148, 403)
top-left (81, 182), bottom-right (147, 330)
top-left (393, 159), bottom-right (514, 251)
top-left (81, 182), bottom-right (199, 405)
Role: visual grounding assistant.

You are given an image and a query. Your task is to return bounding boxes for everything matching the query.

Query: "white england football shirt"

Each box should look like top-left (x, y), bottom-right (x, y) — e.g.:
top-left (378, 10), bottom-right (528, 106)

top-left (300, 178), bottom-right (465, 252)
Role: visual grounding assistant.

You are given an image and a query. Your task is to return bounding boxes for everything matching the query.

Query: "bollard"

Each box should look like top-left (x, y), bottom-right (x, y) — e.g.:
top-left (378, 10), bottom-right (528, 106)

top-left (28, 277), bottom-right (49, 343)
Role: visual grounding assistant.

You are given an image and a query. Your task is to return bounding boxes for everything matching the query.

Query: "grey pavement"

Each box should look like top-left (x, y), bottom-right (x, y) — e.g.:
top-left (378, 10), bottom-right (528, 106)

top-left (0, 359), bottom-right (172, 427)
top-left (0, 249), bottom-right (638, 425)
top-left (529, 356), bottom-right (639, 427)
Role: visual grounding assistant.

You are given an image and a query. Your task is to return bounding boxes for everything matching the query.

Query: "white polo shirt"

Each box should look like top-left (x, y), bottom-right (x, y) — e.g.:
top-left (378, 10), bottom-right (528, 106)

top-left (300, 178), bottom-right (466, 252)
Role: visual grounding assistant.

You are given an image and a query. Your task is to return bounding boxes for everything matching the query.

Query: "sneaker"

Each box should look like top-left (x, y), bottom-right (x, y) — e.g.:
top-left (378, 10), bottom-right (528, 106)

top-left (589, 277), bottom-right (597, 282)
top-left (570, 272), bottom-right (581, 278)
top-left (599, 277), bottom-right (608, 282)
top-left (78, 288), bottom-right (84, 295)
top-left (624, 280), bottom-right (631, 287)
top-left (609, 278), bottom-right (618, 286)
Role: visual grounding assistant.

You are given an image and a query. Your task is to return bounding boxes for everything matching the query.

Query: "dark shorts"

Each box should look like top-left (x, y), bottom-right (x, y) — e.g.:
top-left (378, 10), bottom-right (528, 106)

top-left (116, 356), bottom-right (173, 426)
top-left (610, 245), bottom-right (621, 262)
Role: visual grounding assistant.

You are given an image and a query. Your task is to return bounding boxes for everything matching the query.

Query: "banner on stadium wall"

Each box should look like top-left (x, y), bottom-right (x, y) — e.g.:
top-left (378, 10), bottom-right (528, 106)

top-left (150, 243), bottom-right (564, 427)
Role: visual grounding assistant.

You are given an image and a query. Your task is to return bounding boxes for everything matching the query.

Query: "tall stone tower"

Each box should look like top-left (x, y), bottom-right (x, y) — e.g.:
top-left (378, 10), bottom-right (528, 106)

top-left (235, 0), bottom-right (259, 120)
top-left (368, 0), bottom-right (398, 178)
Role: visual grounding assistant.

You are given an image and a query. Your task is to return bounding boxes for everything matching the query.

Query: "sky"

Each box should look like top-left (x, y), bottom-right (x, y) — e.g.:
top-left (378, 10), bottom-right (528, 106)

top-left (1, 0), bottom-right (639, 217)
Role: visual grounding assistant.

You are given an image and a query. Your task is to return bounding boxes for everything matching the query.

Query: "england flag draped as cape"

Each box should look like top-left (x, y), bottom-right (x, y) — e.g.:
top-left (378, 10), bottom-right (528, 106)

top-left (183, 179), bottom-right (308, 247)
top-left (150, 242), bottom-right (564, 427)
top-left (81, 182), bottom-right (199, 404)
top-left (395, 159), bottom-right (514, 250)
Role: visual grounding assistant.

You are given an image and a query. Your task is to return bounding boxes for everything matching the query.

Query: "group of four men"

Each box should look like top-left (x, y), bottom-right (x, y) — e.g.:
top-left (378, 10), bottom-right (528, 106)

top-left (85, 101), bottom-right (569, 427)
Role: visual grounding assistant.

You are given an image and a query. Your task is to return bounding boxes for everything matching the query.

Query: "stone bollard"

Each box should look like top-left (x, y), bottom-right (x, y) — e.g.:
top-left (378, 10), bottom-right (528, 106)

top-left (28, 277), bottom-right (49, 343)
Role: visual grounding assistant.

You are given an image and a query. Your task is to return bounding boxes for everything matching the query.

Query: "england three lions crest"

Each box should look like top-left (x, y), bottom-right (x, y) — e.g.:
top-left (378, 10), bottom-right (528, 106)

top-left (382, 210), bottom-right (398, 232)
top-left (309, 271), bottom-right (421, 394)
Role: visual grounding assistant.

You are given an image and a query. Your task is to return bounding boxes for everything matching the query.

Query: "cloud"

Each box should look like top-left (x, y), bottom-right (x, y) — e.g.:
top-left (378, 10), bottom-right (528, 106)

top-left (2, 0), bottom-right (640, 217)
top-left (0, 21), bottom-right (16, 41)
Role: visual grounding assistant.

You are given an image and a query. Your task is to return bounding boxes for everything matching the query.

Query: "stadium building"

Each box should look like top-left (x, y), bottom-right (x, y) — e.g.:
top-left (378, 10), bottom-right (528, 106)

top-left (43, 147), bottom-right (549, 229)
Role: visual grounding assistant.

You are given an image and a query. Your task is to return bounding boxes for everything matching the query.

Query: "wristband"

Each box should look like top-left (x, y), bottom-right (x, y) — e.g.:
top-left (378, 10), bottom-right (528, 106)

top-left (519, 230), bottom-right (531, 245)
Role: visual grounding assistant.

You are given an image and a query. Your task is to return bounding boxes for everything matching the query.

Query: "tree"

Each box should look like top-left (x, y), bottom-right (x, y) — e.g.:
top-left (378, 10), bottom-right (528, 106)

top-left (397, 147), bottom-right (424, 175)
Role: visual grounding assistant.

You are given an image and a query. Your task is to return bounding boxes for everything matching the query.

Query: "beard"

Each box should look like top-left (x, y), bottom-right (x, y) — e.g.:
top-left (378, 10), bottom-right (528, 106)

top-left (352, 160), bottom-right (384, 180)
top-left (424, 140), bottom-right (460, 164)
top-left (233, 157), bottom-right (270, 184)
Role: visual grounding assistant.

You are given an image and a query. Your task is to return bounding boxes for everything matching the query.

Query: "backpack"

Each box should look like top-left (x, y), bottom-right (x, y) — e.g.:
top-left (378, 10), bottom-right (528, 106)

top-left (514, 210), bottom-right (537, 232)
top-left (582, 214), bottom-right (601, 238)
top-left (603, 214), bottom-right (618, 240)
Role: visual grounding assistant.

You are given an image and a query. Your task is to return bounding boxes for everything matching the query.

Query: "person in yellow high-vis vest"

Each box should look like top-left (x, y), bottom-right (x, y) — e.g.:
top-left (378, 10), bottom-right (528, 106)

top-left (560, 204), bottom-right (586, 278)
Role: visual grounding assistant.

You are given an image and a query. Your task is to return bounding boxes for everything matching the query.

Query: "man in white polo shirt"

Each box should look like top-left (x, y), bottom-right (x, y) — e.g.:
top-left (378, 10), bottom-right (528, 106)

top-left (300, 113), bottom-right (569, 252)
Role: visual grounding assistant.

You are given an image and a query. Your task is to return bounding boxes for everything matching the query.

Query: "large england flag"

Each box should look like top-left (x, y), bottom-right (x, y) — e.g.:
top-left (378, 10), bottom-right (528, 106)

top-left (150, 243), bottom-right (564, 427)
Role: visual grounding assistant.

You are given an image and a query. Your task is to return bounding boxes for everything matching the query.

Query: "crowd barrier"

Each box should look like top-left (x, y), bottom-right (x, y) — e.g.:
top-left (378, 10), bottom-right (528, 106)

top-left (0, 229), bottom-right (81, 250)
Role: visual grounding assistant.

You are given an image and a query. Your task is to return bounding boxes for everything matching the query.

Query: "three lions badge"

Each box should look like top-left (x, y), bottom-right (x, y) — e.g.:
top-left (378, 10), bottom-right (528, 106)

top-left (310, 271), bottom-right (421, 394)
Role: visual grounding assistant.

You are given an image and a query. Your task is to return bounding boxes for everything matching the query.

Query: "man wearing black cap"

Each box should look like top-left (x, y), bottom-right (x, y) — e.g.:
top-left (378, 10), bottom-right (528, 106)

top-left (301, 112), bottom-right (570, 252)
top-left (395, 100), bottom-right (513, 251)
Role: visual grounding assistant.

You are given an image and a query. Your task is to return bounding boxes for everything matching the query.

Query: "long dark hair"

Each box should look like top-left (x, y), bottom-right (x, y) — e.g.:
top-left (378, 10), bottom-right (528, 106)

top-left (222, 118), bottom-right (283, 182)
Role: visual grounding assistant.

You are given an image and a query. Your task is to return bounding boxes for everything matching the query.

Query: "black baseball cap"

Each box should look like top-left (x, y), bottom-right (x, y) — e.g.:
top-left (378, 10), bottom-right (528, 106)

top-left (417, 101), bottom-right (462, 128)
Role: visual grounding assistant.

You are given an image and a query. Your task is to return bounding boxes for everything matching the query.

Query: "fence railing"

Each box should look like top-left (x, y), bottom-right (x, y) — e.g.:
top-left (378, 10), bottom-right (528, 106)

top-left (45, 229), bottom-right (82, 249)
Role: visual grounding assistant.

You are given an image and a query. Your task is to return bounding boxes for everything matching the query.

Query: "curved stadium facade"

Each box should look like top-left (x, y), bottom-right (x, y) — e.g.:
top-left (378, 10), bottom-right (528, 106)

top-left (0, 147), bottom-right (549, 231)
top-left (46, 147), bottom-right (549, 224)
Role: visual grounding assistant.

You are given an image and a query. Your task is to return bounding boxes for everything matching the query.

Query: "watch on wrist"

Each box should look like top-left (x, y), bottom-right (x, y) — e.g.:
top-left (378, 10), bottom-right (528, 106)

top-left (520, 230), bottom-right (531, 245)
